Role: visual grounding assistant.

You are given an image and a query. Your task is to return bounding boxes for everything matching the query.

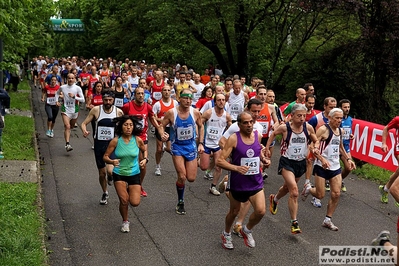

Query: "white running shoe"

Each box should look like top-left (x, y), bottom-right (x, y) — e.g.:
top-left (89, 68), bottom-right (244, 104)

top-left (204, 172), bottom-right (213, 180)
top-left (301, 183), bottom-right (311, 201)
top-left (221, 232), bottom-right (234, 250)
top-left (121, 221), bottom-right (130, 233)
top-left (240, 227), bottom-right (255, 248)
top-left (322, 220), bottom-right (339, 231)
top-left (209, 186), bottom-right (220, 196)
top-left (311, 197), bottom-right (322, 208)
top-left (65, 144), bottom-right (73, 152)
top-left (155, 167), bottom-right (161, 176)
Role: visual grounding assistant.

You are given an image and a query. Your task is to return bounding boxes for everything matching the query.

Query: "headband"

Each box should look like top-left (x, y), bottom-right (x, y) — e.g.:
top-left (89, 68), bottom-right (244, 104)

top-left (180, 93), bottom-right (193, 99)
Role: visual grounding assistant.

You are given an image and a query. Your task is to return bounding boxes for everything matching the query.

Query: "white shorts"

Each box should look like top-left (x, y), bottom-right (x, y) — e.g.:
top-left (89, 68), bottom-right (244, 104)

top-left (61, 112), bottom-right (79, 120)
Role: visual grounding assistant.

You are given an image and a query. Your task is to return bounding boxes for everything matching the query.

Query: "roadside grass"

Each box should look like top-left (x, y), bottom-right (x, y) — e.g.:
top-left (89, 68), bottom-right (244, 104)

top-left (3, 115), bottom-right (35, 160)
top-left (2, 80), bottom-right (35, 160)
top-left (7, 81), bottom-right (32, 110)
top-left (0, 182), bottom-right (45, 266)
top-left (0, 80), bottom-right (46, 266)
top-left (352, 162), bottom-right (392, 184)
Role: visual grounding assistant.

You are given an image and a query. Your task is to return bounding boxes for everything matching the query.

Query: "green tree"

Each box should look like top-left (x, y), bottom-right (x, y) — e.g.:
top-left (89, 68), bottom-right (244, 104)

top-left (0, 0), bottom-right (55, 67)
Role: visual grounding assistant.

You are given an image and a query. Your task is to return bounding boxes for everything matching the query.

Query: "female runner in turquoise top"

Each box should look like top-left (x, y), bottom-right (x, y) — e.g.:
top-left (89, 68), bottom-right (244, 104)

top-left (103, 115), bottom-right (147, 233)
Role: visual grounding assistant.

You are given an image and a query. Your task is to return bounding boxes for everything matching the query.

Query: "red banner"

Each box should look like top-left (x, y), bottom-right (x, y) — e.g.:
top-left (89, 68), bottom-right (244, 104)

top-left (351, 119), bottom-right (398, 172)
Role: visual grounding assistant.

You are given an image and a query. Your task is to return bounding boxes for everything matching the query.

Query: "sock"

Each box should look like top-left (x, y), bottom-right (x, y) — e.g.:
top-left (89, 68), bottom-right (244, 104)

top-left (156, 164), bottom-right (160, 168)
top-left (211, 184), bottom-right (216, 188)
top-left (176, 182), bottom-right (185, 202)
top-left (291, 219), bottom-right (298, 224)
top-left (223, 231), bottom-right (231, 236)
top-left (324, 216), bottom-right (331, 223)
top-left (305, 179), bottom-right (310, 184)
top-left (205, 169), bottom-right (210, 174)
top-left (243, 225), bottom-right (251, 233)
top-left (66, 142), bottom-right (69, 145)
top-left (384, 185), bottom-right (389, 192)
top-left (274, 195), bottom-right (279, 203)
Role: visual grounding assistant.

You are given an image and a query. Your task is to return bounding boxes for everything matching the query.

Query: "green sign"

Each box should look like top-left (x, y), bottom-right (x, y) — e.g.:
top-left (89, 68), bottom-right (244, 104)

top-left (50, 19), bottom-right (84, 33)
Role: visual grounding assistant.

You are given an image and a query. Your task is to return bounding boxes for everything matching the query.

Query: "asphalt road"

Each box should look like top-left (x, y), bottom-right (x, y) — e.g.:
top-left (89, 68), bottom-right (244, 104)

top-left (32, 86), bottom-right (398, 266)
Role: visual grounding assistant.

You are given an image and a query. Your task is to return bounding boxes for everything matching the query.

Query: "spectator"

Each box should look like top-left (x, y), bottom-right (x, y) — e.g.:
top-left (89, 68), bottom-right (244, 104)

top-left (0, 87), bottom-right (11, 159)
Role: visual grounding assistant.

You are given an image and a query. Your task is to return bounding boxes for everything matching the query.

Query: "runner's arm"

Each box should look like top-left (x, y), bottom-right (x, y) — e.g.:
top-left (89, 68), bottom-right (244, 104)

top-left (81, 107), bottom-right (98, 137)
top-left (103, 138), bottom-right (119, 165)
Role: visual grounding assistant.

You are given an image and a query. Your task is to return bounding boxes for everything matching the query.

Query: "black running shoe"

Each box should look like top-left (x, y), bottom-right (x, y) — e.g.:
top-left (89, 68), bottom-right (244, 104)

top-left (107, 175), bottom-right (113, 186)
top-left (175, 200), bottom-right (186, 215)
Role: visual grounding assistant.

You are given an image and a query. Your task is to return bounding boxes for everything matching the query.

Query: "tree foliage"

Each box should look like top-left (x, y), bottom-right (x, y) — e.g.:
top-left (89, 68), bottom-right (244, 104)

top-left (0, 0), bottom-right (55, 67)
top-left (49, 0), bottom-right (399, 123)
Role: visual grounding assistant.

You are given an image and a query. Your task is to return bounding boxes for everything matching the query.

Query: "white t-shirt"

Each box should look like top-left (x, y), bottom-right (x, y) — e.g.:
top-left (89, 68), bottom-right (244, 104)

top-left (200, 100), bottom-right (229, 114)
top-left (191, 82), bottom-right (205, 105)
top-left (36, 59), bottom-right (46, 72)
top-left (56, 84), bottom-right (85, 114)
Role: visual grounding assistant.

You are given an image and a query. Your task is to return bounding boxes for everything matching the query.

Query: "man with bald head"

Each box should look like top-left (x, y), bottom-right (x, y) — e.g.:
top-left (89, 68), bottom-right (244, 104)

top-left (283, 88), bottom-right (307, 117)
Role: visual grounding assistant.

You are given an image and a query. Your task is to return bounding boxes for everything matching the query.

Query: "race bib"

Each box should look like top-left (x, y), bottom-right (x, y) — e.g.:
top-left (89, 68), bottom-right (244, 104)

top-left (114, 97), bottom-right (124, 107)
top-left (230, 104), bottom-right (240, 114)
top-left (240, 157), bottom-right (260, 175)
top-left (153, 91), bottom-right (162, 100)
top-left (287, 145), bottom-right (305, 160)
top-left (342, 127), bottom-right (351, 140)
top-left (47, 97), bottom-right (56, 105)
top-left (259, 122), bottom-right (269, 135)
top-left (194, 92), bottom-right (202, 101)
top-left (327, 145), bottom-right (339, 160)
top-left (177, 126), bottom-right (193, 140)
top-left (65, 100), bottom-right (75, 108)
top-left (207, 127), bottom-right (220, 140)
top-left (97, 126), bottom-right (114, 141)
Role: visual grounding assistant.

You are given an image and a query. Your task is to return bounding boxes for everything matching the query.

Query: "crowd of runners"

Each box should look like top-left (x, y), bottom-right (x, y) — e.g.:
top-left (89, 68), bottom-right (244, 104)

top-left (33, 55), bottom-right (399, 255)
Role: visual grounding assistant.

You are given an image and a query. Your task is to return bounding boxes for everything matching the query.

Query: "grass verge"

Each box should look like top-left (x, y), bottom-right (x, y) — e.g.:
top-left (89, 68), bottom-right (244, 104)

top-left (2, 80), bottom-right (35, 160)
top-left (0, 80), bottom-right (46, 265)
top-left (352, 162), bottom-right (393, 184)
top-left (3, 115), bottom-right (35, 160)
top-left (6, 80), bottom-right (32, 110)
top-left (0, 182), bottom-right (45, 266)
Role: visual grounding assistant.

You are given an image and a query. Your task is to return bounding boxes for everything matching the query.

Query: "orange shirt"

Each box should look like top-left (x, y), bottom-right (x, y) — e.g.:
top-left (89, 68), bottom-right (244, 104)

top-left (257, 104), bottom-right (272, 138)
top-left (200, 75), bottom-right (210, 85)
